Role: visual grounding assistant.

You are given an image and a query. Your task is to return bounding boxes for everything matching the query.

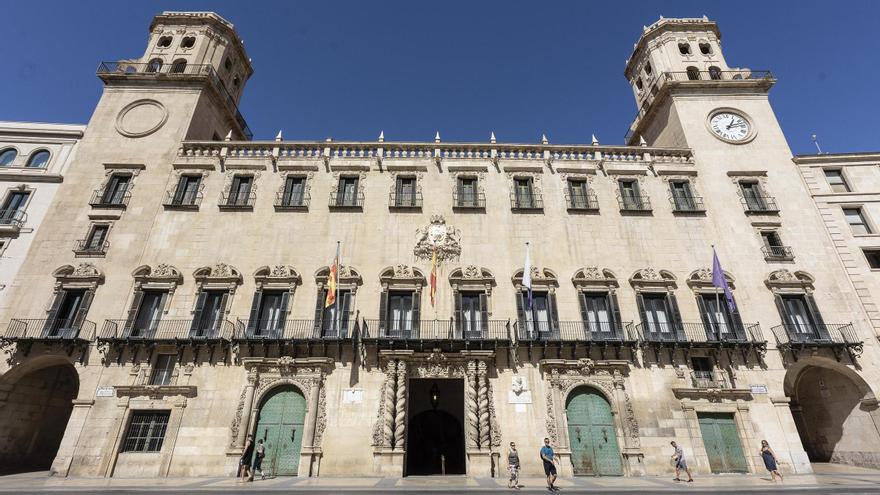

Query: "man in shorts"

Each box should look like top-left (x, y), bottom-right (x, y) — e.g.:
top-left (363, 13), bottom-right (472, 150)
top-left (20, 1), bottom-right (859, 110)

top-left (540, 437), bottom-right (558, 491)
top-left (670, 441), bottom-right (694, 482)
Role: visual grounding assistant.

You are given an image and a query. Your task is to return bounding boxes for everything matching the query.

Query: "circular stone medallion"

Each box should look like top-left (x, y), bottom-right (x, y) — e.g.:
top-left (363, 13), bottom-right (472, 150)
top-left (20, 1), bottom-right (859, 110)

top-left (115, 99), bottom-right (168, 138)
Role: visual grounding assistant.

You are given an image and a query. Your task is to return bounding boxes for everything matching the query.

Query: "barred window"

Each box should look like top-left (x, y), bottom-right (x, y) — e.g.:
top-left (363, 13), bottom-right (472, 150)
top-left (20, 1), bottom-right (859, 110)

top-left (122, 411), bottom-right (170, 452)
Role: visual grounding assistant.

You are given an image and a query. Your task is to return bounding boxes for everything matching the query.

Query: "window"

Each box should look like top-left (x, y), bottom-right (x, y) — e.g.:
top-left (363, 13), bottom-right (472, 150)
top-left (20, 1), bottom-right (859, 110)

top-left (679, 43), bottom-right (692, 55)
top-left (180, 36), bottom-right (196, 49)
top-left (146, 58), bottom-right (163, 73)
top-left (635, 78), bottom-right (643, 91)
top-left (455, 177), bottom-right (481, 208)
top-left (779, 295), bottom-right (818, 336)
top-left (248, 290), bottom-right (289, 337)
top-left (579, 292), bottom-right (616, 336)
top-left (130, 290), bottom-right (166, 337)
top-left (844, 207), bottom-right (872, 235)
top-left (226, 175), bottom-right (253, 206)
top-left (824, 169), bottom-right (850, 193)
top-left (280, 176), bottom-right (306, 207)
top-left (48, 289), bottom-right (87, 336)
top-left (319, 289), bottom-right (352, 337)
top-left (386, 291), bottom-right (415, 337)
top-left (0, 148), bottom-right (16, 166)
top-left (156, 36), bottom-right (172, 48)
top-left (739, 181), bottom-right (771, 211)
top-left (149, 355), bottom-right (176, 386)
top-left (699, 42), bottom-right (712, 55)
top-left (698, 293), bottom-right (737, 339)
top-left (191, 290), bottom-right (227, 337)
top-left (863, 249), bottom-right (880, 269)
top-left (394, 177), bottom-right (417, 207)
top-left (513, 178), bottom-right (537, 208)
top-left (519, 290), bottom-right (558, 338)
top-left (644, 62), bottom-right (652, 75)
top-left (83, 224), bottom-right (109, 253)
top-left (233, 76), bottom-right (240, 88)
top-left (708, 66), bottom-right (722, 80)
top-left (170, 59), bottom-right (187, 74)
top-left (761, 231), bottom-right (790, 259)
top-left (641, 294), bottom-right (672, 334)
top-left (691, 356), bottom-right (714, 387)
top-left (335, 176), bottom-right (360, 207)
top-left (686, 66), bottom-right (701, 80)
top-left (224, 57), bottom-right (233, 71)
top-left (101, 174), bottom-right (131, 205)
top-left (618, 179), bottom-right (644, 210)
top-left (122, 411), bottom-right (170, 453)
top-left (170, 175), bottom-right (201, 206)
top-left (567, 179), bottom-right (592, 209)
top-left (25, 150), bottom-right (50, 168)
top-left (0, 191), bottom-right (30, 225)
top-left (457, 291), bottom-right (486, 338)
top-left (670, 181), bottom-right (698, 211)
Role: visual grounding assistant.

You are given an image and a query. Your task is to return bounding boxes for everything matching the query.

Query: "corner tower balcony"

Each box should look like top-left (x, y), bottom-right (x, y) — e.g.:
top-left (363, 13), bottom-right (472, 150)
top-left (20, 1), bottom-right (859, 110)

top-left (1, 318), bottom-right (95, 362)
top-left (771, 323), bottom-right (863, 363)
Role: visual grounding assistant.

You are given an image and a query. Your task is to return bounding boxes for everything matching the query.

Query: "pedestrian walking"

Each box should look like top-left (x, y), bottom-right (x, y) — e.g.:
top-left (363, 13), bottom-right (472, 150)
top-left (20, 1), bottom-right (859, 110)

top-left (540, 437), bottom-right (559, 491)
top-left (250, 439), bottom-right (266, 481)
top-left (670, 441), bottom-right (693, 482)
top-left (760, 440), bottom-right (783, 482)
top-left (507, 442), bottom-right (521, 489)
top-left (239, 437), bottom-right (254, 482)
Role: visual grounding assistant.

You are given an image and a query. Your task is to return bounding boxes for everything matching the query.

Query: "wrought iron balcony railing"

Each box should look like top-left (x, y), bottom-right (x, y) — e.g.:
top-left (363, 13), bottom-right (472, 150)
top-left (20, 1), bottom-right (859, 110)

top-left (453, 191), bottom-right (486, 209)
top-left (361, 319), bottom-right (510, 341)
top-left (690, 370), bottom-right (730, 389)
top-left (329, 191), bottom-right (365, 209)
top-left (510, 192), bottom-right (544, 210)
top-left (73, 238), bottom-right (109, 256)
top-left (635, 321), bottom-right (764, 345)
top-left (274, 190), bottom-right (310, 210)
top-left (618, 195), bottom-right (652, 212)
top-left (565, 190), bottom-right (599, 211)
top-left (515, 320), bottom-right (636, 342)
top-left (219, 191), bottom-right (256, 209)
top-left (163, 190), bottom-right (203, 209)
top-left (389, 191), bottom-right (423, 209)
top-left (5, 318), bottom-right (96, 341)
top-left (0, 209), bottom-right (27, 229)
top-left (762, 245), bottom-right (794, 261)
top-left (770, 323), bottom-right (861, 347)
top-left (89, 188), bottom-right (131, 208)
top-left (741, 196), bottom-right (779, 214)
top-left (99, 319), bottom-right (234, 341)
top-left (670, 195), bottom-right (706, 213)
top-left (234, 318), bottom-right (355, 340)
top-left (97, 62), bottom-right (252, 140)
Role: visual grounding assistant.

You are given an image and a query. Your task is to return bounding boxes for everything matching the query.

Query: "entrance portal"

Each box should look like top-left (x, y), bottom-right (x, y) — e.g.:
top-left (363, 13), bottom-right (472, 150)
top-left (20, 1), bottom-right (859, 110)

top-left (405, 378), bottom-right (465, 475)
top-left (0, 363), bottom-right (78, 474)
top-left (252, 385), bottom-right (306, 476)
top-left (565, 387), bottom-right (623, 476)
top-left (697, 412), bottom-right (748, 473)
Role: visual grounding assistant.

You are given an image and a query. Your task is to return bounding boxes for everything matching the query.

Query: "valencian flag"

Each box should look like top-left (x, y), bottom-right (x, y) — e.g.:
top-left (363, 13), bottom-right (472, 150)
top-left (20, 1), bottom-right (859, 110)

top-left (430, 248), bottom-right (438, 306)
top-left (712, 247), bottom-right (736, 313)
top-left (325, 243), bottom-right (340, 307)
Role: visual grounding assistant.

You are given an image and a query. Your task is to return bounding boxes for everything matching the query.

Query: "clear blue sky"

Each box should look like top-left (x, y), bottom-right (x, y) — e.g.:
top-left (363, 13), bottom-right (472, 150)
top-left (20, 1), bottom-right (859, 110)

top-left (2, 1), bottom-right (878, 154)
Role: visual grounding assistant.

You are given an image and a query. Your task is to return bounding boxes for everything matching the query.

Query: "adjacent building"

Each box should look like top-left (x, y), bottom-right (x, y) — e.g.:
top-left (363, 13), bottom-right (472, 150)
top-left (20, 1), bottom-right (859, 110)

top-left (1, 12), bottom-right (878, 480)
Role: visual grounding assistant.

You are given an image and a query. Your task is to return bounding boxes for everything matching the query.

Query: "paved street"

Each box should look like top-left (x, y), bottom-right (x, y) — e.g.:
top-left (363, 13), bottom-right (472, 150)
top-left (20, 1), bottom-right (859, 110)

top-left (1, 464), bottom-right (879, 494)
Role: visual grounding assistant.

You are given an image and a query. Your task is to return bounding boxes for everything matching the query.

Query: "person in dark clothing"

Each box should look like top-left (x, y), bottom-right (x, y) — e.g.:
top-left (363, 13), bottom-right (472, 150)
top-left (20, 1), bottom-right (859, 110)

top-left (761, 440), bottom-right (783, 482)
top-left (250, 439), bottom-right (266, 481)
top-left (507, 442), bottom-right (521, 489)
top-left (239, 437), bottom-right (254, 482)
top-left (540, 437), bottom-right (558, 491)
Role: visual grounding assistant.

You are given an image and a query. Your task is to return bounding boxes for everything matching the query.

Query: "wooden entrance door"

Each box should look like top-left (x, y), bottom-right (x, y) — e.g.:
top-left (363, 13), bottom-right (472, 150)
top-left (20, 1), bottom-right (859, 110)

top-left (566, 388), bottom-right (623, 476)
top-left (697, 412), bottom-right (748, 473)
top-left (253, 385), bottom-right (307, 476)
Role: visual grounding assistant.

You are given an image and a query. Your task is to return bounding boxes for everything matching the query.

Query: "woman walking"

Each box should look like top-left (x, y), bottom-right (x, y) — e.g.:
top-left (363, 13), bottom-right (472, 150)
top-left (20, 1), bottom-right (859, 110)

top-left (761, 440), bottom-right (783, 482)
top-left (507, 442), bottom-right (521, 489)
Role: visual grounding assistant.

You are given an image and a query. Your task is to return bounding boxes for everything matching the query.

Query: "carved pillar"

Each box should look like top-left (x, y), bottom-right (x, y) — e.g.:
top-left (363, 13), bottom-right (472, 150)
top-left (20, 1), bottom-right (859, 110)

top-left (393, 360), bottom-right (407, 449)
top-left (477, 360), bottom-right (490, 450)
top-left (382, 361), bottom-right (397, 448)
top-left (465, 360), bottom-right (479, 449)
top-left (301, 379), bottom-right (321, 449)
top-left (235, 370), bottom-right (258, 448)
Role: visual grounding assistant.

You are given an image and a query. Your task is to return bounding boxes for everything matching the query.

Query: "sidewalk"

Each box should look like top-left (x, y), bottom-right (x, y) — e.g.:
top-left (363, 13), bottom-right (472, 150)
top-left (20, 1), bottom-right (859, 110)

top-left (1, 464), bottom-right (879, 493)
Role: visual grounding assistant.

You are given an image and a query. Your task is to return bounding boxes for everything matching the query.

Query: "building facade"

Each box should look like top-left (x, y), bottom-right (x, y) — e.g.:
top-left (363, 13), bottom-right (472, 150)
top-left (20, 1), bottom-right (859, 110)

top-left (1, 12), bottom-right (879, 479)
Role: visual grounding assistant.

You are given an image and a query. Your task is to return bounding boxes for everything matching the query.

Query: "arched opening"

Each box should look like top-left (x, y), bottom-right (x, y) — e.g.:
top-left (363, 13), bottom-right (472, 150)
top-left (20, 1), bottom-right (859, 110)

top-left (26, 150), bottom-right (50, 168)
top-left (405, 378), bottom-right (465, 476)
top-left (146, 58), bottom-right (163, 73)
top-left (170, 59), bottom-right (187, 74)
top-left (251, 384), bottom-right (307, 476)
top-left (0, 362), bottom-right (79, 474)
top-left (0, 148), bottom-right (18, 166)
top-left (709, 66), bottom-right (722, 80)
top-left (686, 66), bottom-right (701, 81)
top-left (786, 362), bottom-right (880, 468)
top-left (565, 386), bottom-right (622, 476)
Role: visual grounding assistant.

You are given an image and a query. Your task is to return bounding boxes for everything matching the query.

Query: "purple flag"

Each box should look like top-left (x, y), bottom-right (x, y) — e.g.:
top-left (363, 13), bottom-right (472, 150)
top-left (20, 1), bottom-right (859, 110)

top-left (712, 248), bottom-right (736, 313)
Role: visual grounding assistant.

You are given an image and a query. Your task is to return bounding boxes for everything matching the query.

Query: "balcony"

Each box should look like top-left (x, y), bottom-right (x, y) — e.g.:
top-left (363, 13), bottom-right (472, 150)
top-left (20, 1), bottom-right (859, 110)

top-left (618, 195), bottom-right (652, 213)
top-left (690, 370), bottom-right (730, 389)
top-left (510, 192), bottom-right (544, 211)
top-left (234, 318), bottom-right (355, 341)
top-left (741, 196), bottom-right (779, 214)
top-left (89, 188), bottom-right (130, 209)
top-left (0, 209), bottom-right (27, 232)
top-left (219, 191), bottom-right (256, 210)
top-left (73, 238), bottom-right (109, 256)
top-left (274, 190), bottom-right (310, 211)
top-left (771, 323), bottom-right (863, 361)
top-left (670, 196), bottom-right (706, 214)
top-left (565, 190), bottom-right (599, 212)
top-left (389, 191), bottom-right (423, 210)
top-left (362, 319), bottom-right (510, 349)
top-left (516, 321), bottom-right (635, 343)
top-left (636, 321), bottom-right (766, 361)
top-left (2, 318), bottom-right (96, 359)
top-left (329, 191), bottom-right (365, 210)
top-left (762, 245), bottom-right (794, 261)
top-left (163, 190), bottom-right (203, 210)
top-left (452, 191), bottom-right (486, 210)
top-left (99, 319), bottom-right (234, 342)
top-left (97, 62), bottom-right (252, 140)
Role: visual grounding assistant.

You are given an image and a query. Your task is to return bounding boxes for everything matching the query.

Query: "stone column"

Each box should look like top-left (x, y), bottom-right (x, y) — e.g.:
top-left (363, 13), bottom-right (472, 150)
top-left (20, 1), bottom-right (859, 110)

top-left (299, 378), bottom-right (322, 477)
top-left (393, 360), bottom-right (407, 449)
top-left (465, 360), bottom-right (479, 450)
top-left (50, 398), bottom-right (94, 476)
top-left (771, 396), bottom-right (813, 474)
top-left (477, 360), bottom-right (490, 450)
top-left (382, 360), bottom-right (397, 448)
top-left (235, 371), bottom-right (258, 449)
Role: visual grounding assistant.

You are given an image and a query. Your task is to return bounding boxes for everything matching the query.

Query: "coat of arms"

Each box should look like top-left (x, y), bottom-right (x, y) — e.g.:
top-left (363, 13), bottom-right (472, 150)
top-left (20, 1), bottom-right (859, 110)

top-left (414, 215), bottom-right (461, 262)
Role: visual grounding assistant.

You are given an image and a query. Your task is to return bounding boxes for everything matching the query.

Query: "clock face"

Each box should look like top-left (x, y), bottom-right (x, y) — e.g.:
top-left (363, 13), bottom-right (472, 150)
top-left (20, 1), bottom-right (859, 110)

top-left (709, 112), bottom-right (751, 142)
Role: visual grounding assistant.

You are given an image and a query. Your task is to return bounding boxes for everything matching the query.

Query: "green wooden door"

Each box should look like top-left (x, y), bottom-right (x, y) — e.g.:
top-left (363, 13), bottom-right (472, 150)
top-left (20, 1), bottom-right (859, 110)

top-left (254, 385), bottom-right (307, 476)
top-left (698, 412), bottom-right (748, 473)
top-left (566, 388), bottom-right (623, 476)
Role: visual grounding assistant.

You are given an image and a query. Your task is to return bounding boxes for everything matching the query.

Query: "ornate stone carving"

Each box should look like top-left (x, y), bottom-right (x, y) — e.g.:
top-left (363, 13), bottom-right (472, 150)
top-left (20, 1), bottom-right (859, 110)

top-left (414, 215), bottom-right (461, 262)
top-left (463, 265), bottom-right (481, 279)
top-left (394, 361), bottom-right (407, 449)
top-left (313, 385), bottom-right (328, 446)
top-left (477, 361), bottom-right (490, 449)
top-left (383, 360), bottom-right (397, 448)
top-left (229, 386), bottom-right (248, 447)
top-left (487, 379), bottom-right (502, 449)
top-left (623, 390), bottom-right (641, 446)
top-left (465, 360), bottom-right (479, 449)
top-left (194, 263), bottom-right (242, 281)
top-left (152, 264), bottom-right (180, 278)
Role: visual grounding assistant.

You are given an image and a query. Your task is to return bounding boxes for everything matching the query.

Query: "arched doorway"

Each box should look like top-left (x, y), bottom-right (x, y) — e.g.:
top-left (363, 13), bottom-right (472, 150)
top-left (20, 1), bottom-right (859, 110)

top-left (0, 362), bottom-right (78, 474)
top-left (566, 387), bottom-right (623, 476)
top-left (405, 378), bottom-right (466, 476)
top-left (787, 363), bottom-right (880, 468)
top-left (252, 385), bottom-right (306, 476)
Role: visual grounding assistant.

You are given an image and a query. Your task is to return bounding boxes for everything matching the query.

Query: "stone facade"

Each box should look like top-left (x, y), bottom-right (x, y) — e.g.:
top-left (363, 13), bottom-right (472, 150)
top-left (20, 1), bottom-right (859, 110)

top-left (1, 12), bottom-right (879, 479)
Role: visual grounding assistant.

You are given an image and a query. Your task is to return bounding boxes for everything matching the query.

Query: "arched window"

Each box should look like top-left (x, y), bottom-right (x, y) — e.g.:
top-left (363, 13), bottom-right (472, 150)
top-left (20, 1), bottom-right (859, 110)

top-left (224, 57), bottom-right (233, 71)
top-left (644, 62), bottom-right (652, 75)
top-left (0, 148), bottom-right (17, 167)
top-left (170, 59), bottom-right (187, 74)
top-left (26, 150), bottom-right (50, 168)
top-left (233, 75), bottom-right (240, 88)
top-left (635, 78), bottom-right (643, 91)
top-left (686, 66), bottom-right (701, 81)
top-left (156, 36), bottom-right (172, 48)
top-left (699, 42), bottom-right (712, 55)
top-left (678, 42), bottom-right (692, 55)
top-left (180, 36), bottom-right (196, 49)
top-left (146, 58), bottom-right (163, 73)
top-left (708, 66), bottom-right (722, 80)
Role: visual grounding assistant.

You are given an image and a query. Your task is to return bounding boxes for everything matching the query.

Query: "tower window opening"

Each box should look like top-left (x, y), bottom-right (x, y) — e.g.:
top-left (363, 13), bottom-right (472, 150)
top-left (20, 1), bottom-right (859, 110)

top-left (157, 36), bottom-right (172, 48)
top-left (709, 66), bottom-right (722, 80)
top-left (233, 76), bottom-right (240, 88)
top-left (146, 58), bottom-right (163, 73)
top-left (170, 59), bottom-right (187, 74)
top-left (180, 36), bottom-right (196, 49)
top-left (224, 58), bottom-right (233, 71)
top-left (635, 78), bottom-right (643, 91)
top-left (679, 43), bottom-right (692, 55)
top-left (644, 62), bottom-right (652, 75)
top-left (699, 42), bottom-right (712, 55)
top-left (686, 66), bottom-right (701, 80)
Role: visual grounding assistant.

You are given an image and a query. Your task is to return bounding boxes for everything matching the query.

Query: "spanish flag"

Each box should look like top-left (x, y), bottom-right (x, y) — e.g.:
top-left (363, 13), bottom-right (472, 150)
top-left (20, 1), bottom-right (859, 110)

top-left (430, 248), bottom-right (437, 306)
top-left (325, 243), bottom-right (340, 307)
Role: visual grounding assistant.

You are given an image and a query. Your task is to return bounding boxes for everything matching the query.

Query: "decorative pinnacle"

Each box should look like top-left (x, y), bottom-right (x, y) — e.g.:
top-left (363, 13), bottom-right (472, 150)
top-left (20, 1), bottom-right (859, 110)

top-left (378, 131), bottom-right (384, 142)
top-left (434, 132), bottom-right (441, 143)
top-left (275, 130), bottom-right (283, 142)
top-left (639, 136), bottom-right (647, 147)
top-left (325, 137), bottom-right (333, 143)
top-left (490, 132), bottom-right (496, 144)
top-left (541, 134), bottom-right (549, 145)
top-left (224, 130), bottom-right (232, 141)
top-left (591, 134), bottom-right (599, 146)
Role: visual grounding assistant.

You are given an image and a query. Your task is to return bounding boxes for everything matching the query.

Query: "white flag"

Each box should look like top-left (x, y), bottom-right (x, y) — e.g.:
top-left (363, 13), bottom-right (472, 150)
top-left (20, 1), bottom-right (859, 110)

top-left (523, 243), bottom-right (533, 309)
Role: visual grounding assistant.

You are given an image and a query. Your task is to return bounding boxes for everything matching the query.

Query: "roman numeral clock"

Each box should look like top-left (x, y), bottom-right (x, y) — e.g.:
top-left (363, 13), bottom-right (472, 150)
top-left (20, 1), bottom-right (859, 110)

top-left (708, 109), bottom-right (755, 144)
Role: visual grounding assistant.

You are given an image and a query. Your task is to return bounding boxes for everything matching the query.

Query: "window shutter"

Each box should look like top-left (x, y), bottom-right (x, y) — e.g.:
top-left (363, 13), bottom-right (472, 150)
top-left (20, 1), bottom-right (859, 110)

top-left (729, 297), bottom-right (747, 341)
top-left (125, 290), bottom-right (145, 337)
top-left (454, 290), bottom-right (463, 338)
top-left (41, 290), bottom-right (65, 337)
top-left (773, 295), bottom-right (790, 326)
top-left (609, 292), bottom-right (623, 339)
top-left (313, 288), bottom-right (325, 337)
top-left (189, 291), bottom-right (207, 337)
top-left (336, 178), bottom-right (346, 206)
top-left (173, 177), bottom-right (188, 203)
top-left (343, 291), bottom-right (355, 338)
top-left (215, 293), bottom-right (230, 337)
top-left (247, 290), bottom-right (263, 336)
top-left (378, 289), bottom-right (388, 337)
top-left (667, 293), bottom-right (685, 340)
top-left (695, 295), bottom-right (714, 341)
top-left (411, 291), bottom-right (421, 338)
top-left (515, 291), bottom-right (526, 337)
top-left (278, 291), bottom-right (290, 338)
top-left (804, 294), bottom-right (830, 340)
top-left (479, 292), bottom-right (489, 336)
top-left (578, 292), bottom-right (589, 324)
top-left (153, 292), bottom-right (168, 335)
top-left (548, 292), bottom-right (559, 336)
top-left (71, 290), bottom-right (95, 337)
top-left (635, 292), bottom-right (647, 338)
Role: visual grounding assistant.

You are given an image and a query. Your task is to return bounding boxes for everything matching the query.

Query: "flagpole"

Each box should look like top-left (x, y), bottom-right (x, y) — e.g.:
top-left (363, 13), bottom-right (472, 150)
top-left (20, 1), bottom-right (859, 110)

top-left (713, 245), bottom-right (721, 337)
top-left (336, 241), bottom-right (341, 334)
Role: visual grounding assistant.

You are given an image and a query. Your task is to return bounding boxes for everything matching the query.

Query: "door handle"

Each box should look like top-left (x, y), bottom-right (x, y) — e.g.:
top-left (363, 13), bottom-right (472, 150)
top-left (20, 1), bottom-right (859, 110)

top-left (575, 426), bottom-right (581, 443)
top-left (291, 427), bottom-right (296, 442)
top-left (602, 428), bottom-right (608, 442)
